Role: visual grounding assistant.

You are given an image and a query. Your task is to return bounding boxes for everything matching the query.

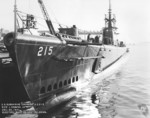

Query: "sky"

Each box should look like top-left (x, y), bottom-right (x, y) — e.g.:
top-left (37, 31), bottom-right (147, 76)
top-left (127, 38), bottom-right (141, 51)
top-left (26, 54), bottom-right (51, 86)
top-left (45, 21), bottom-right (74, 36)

top-left (0, 0), bottom-right (150, 43)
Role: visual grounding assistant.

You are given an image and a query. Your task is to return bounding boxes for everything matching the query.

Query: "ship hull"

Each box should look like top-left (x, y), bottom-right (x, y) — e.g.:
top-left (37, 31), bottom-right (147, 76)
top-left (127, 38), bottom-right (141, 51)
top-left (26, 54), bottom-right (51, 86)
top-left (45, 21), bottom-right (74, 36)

top-left (3, 33), bottom-right (128, 111)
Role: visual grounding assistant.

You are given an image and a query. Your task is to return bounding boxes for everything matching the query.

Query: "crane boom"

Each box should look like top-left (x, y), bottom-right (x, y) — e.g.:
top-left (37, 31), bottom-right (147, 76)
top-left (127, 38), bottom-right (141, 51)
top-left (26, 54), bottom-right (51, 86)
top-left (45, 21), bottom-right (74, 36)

top-left (38, 0), bottom-right (55, 35)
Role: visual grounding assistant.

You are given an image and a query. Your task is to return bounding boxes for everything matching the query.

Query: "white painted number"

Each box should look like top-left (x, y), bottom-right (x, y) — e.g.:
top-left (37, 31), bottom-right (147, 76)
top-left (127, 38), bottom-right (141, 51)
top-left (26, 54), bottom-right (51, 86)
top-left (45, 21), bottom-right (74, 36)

top-left (37, 47), bottom-right (43, 56)
top-left (37, 46), bottom-right (53, 56)
top-left (48, 46), bottom-right (53, 55)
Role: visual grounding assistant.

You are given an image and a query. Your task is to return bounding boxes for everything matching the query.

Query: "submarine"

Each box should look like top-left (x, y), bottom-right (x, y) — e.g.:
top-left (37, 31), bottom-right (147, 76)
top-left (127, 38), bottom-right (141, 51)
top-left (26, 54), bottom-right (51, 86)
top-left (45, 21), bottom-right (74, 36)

top-left (1, 0), bottom-right (129, 111)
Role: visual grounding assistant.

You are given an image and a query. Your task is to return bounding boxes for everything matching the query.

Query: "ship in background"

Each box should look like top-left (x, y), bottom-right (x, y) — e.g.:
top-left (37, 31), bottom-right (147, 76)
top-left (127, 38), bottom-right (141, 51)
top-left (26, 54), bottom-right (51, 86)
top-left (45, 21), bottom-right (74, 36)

top-left (1, 0), bottom-right (129, 111)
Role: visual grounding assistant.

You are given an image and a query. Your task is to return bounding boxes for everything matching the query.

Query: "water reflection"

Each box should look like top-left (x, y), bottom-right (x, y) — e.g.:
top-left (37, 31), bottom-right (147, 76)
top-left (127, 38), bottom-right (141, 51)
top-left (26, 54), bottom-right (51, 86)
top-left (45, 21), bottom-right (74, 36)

top-left (37, 72), bottom-right (121, 118)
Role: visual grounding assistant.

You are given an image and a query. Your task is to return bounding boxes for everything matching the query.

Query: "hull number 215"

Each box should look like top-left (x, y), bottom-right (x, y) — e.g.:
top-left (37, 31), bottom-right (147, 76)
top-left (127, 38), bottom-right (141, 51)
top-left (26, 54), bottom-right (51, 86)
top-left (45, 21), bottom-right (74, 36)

top-left (37, 46), bottom-right (53, 56)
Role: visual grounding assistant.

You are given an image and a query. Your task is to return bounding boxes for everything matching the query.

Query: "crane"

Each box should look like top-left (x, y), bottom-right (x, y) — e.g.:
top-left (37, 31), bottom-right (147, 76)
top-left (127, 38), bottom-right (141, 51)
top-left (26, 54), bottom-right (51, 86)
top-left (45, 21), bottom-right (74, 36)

top-left (38, 0), bottom-right (55, 35)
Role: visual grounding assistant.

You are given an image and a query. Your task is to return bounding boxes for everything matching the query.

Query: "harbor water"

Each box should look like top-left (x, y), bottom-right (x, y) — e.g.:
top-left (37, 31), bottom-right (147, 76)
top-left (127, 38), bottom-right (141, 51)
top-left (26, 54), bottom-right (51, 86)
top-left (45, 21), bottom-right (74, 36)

top-left (3, 43), bottom-right (150, 118)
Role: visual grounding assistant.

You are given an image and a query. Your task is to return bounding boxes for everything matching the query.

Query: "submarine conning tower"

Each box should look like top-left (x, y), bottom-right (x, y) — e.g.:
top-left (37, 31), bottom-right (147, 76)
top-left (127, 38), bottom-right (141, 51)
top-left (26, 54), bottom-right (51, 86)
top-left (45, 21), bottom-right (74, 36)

top-left (102, 0), bottom-right (117, 45)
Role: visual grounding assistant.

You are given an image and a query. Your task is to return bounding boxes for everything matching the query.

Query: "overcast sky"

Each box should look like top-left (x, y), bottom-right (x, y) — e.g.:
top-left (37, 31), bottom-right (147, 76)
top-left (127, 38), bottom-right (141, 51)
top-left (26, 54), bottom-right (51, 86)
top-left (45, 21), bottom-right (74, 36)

top-left (0, 0), bottom-right (150, 43)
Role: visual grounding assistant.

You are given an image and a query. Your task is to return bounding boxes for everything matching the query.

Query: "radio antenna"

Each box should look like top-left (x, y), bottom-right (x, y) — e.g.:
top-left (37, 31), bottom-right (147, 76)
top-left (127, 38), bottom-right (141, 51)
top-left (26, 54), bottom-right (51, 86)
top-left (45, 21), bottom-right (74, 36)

top-left (14, 0), bottom-right (17, 37)
top-left (109, 0), bottom-right (111, 13)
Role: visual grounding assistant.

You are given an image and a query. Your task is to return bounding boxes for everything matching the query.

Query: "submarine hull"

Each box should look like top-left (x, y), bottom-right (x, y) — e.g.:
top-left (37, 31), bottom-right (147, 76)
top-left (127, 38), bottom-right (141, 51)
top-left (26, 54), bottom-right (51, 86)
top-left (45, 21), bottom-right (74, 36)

top-left (2, 32), bottom-right (128, 111)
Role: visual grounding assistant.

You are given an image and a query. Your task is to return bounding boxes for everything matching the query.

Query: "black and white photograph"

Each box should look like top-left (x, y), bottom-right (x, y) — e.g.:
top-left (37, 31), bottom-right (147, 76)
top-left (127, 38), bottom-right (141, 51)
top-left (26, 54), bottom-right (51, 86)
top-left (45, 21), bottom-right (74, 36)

top-left (0, 0), bottom-right (150, 118)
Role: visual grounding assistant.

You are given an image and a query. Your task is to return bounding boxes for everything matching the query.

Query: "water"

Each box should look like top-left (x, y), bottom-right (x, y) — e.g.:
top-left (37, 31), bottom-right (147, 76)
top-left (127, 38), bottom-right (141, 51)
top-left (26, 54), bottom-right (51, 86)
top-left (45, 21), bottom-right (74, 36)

top-left (3, 43), bottom-right (150, 118)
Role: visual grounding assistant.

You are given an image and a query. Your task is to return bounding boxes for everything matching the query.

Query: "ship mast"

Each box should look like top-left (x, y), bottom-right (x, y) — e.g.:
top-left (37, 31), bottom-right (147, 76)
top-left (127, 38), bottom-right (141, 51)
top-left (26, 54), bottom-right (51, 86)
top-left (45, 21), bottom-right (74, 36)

top-left (103, 0), bottom-right (117, 45)
top-left (105, 0), bottom-right (116, 29)
top-left (108, 0), bottom-right (112, 28)
top-left (14, 0), bottom-right (17, 37)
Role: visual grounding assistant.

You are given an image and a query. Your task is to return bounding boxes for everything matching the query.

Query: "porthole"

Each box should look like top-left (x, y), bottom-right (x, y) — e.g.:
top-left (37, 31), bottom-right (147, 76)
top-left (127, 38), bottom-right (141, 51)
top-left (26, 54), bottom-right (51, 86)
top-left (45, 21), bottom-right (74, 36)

top-left (40, 87), bottom-right (45, 94)
top-left (64, 80), bottom-right (67, 86)
top-left (68, 79), bottom-right (71, 84)
top-left (54, 83), bottom-right (57, 89)
top-left (47, 85), bottom-right (52, 92)
top-left (72, 77), bottom-right (75, 82)
top-left (59, 81), bottom-right (63, 88)
top-left (76, 76), bottom-right (78, 81)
